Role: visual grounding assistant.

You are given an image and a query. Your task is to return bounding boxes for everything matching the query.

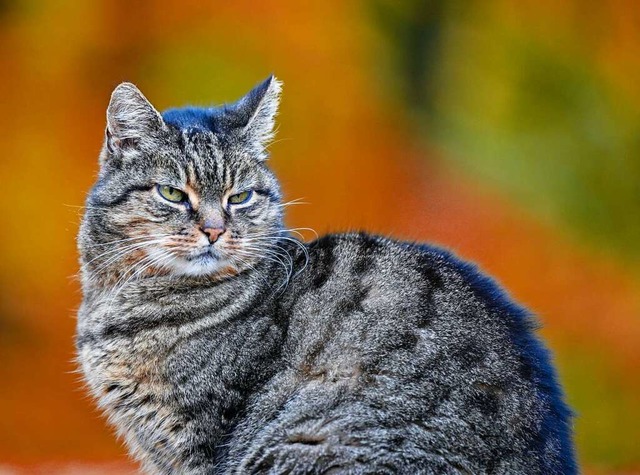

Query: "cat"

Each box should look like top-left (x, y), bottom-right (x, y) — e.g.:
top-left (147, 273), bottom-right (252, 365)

top-left (76, 76), bottom-right (577, 474)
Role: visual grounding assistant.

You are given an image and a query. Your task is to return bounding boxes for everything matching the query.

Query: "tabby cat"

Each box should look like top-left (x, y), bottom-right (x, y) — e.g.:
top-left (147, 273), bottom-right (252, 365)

top-left (76, 76), bottom-right (576, 474)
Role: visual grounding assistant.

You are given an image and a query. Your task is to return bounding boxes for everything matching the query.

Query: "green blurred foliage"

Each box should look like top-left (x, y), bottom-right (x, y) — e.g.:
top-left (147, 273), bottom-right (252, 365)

top-left (374, 0), bottom-right (640, 268)
top-left (559, 348), bottom-right (640, 468)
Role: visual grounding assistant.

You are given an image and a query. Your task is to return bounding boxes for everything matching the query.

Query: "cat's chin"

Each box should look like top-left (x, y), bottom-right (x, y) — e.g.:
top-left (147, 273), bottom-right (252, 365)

top-left (171, 252), bottom-right (235, 277)
top-left (148, 247), bottom-right (235, 278)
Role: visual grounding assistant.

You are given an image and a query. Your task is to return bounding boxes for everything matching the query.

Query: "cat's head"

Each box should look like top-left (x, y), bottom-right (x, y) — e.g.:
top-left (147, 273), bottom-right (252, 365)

top-left (79, 76), bottom-right (285, 283)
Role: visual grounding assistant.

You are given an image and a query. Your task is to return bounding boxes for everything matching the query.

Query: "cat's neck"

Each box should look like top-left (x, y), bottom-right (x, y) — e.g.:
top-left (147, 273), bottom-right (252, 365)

top-left (77, 256), bottom-right (287, 346)
top-left (78, 234), bottom-right (305, 339)
top-left (83, 256), bottom-right (278, 305)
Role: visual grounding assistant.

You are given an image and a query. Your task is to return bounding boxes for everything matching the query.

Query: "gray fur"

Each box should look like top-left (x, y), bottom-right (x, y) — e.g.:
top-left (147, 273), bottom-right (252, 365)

top-left (77, 78), bottom-right (575, 474)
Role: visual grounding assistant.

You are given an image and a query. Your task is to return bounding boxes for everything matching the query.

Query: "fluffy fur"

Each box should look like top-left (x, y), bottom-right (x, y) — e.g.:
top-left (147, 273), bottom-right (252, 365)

top-left (76, 77), bottom-right (577, 474)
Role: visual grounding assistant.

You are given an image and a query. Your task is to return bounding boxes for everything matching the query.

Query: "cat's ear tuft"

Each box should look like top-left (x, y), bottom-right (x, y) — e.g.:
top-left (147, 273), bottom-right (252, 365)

top-left (228, 75), bottom-right (282, 160)
top-left (105, 82), bottom-right (165, 156)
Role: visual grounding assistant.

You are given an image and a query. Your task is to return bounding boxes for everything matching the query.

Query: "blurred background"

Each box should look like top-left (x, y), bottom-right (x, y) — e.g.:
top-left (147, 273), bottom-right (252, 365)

top-left (0, 0), bottom-right (638, 473)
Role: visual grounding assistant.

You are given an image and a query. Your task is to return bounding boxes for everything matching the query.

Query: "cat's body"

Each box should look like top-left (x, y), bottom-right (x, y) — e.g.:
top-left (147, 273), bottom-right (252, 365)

top-left (77, 77), bottom-right (576, 474)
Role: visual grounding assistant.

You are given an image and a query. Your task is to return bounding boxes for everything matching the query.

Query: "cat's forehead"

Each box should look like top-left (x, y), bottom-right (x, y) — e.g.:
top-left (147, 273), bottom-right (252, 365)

top-left (162, 106), bottom-right (224, 133)
top-left (162, 110), bottom-right (243, 161)
top-left (158, 128), bottom-right (263, 193)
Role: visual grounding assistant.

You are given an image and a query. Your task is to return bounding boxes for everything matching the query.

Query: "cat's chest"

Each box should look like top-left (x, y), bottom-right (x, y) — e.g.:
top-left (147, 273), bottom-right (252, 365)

top-left (78, 294), bottom-right (221, 394)
top-left (79, 326), bottom-right (176, 411)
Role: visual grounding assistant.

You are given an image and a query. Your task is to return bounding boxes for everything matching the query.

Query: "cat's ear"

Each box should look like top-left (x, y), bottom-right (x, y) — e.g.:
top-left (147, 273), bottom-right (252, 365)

top-left (226, 75), bottom-right (282, 160)
top-left (104, 82), bottom-right (165, 157)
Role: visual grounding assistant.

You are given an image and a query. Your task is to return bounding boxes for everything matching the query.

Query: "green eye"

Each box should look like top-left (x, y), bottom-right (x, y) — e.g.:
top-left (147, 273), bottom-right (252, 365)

top-left (228, 190), bottom-right (253, 205)
top-left (157, 184), bottom-right (186, 203)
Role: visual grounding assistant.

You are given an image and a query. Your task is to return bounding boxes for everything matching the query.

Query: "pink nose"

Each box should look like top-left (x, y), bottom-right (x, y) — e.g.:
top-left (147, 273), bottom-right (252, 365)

top-left (202, 227), bottom-right (225, 244)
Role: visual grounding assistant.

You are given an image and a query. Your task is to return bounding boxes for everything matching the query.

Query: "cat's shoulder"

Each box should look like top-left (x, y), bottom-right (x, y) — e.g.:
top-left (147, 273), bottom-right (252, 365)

top-left (310, 232), bottom-right (548, 370)
top-left (306, 231), bottom-right (472, 275)
top-left (304, 231), bottom-right (529, 319)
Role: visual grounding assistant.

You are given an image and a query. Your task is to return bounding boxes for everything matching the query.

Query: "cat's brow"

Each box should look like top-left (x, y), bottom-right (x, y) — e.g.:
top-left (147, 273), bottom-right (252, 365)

top-left (183, 183), bottom-right (200, 209)
top-left (184, 162), bottom-right (201, 209)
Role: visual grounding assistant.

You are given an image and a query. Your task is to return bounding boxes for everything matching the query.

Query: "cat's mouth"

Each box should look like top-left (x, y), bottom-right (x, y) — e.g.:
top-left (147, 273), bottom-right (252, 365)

top-left (186, 245), bottom-right (223, 263)
top-left (165, 244), bottom-right (238, 277)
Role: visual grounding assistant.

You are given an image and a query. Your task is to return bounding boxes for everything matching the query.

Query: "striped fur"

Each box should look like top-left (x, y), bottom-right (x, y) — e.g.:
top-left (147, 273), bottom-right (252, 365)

top-left (77, 78), bottom-right (576, 474)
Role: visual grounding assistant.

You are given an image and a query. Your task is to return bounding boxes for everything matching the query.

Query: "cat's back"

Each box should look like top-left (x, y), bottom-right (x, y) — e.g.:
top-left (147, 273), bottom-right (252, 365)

top-left (284, 231), bottom-right (538, 371)
top-left (230, 233), bottom-right (576, 474)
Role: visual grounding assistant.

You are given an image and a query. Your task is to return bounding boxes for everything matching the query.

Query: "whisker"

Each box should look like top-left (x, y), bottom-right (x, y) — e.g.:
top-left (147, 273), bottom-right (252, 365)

top-left (228, 252), bottom-right (271, 288)
top-left (86, 238), bottom-right (169, 270)
top-left (276, 198), bottom-right (309, 209)
top-left (84, 234), bottom-right (174, 249)
top-left (107, 250), bottom-right (173, 304)
top-left (241, 236), bottom-right (309, 276)
top-left (233, 246), bottom-right (292, 291)
top-left (245, 226), bottom-right (318, 241)
top-left (63, 203), bottom-right (112, 209)
top-left (241, 245), bottom-right (293, 275)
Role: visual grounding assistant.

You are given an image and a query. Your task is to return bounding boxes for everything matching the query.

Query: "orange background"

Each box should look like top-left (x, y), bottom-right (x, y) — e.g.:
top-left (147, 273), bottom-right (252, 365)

top-left (0, 1), bottom-right (639, 473)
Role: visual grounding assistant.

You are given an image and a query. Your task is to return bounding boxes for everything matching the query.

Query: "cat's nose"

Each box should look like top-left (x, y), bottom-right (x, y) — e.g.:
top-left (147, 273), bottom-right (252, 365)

top-left (202, 226), bottom-right (225, 244)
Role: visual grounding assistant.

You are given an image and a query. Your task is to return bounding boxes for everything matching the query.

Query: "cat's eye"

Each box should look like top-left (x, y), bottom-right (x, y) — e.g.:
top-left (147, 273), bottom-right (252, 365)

top-left (157, 184), bottom-right (187, 203)
top-left (228, 190), bottom-right (253, 205)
